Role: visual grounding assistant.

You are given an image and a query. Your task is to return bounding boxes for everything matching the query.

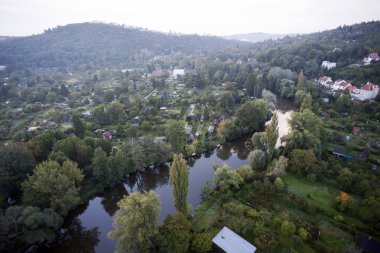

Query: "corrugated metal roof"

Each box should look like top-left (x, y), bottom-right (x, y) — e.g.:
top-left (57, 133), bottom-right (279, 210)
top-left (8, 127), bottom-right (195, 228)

top-left (212, 227), bottom-right (256, 253)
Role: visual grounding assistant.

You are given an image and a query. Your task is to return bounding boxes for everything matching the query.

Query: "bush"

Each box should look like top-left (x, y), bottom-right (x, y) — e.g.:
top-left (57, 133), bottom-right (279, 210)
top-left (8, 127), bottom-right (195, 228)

top-left (191, 233), bottom-right (212, 253)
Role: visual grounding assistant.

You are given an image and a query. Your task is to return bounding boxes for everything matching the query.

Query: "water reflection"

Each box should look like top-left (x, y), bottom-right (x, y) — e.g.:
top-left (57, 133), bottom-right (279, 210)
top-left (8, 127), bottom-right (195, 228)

top-left (100, 184), bottom-right (128, 216)
top-left (38, 218), bottom-right (100, 253)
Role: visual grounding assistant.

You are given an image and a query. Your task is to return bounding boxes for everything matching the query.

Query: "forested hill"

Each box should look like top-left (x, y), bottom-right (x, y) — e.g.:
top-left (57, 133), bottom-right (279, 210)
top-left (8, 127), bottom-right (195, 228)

top-left (217, 21), bottom-right (380, 79)
top-left (0, 22), bottom-right (244, 71)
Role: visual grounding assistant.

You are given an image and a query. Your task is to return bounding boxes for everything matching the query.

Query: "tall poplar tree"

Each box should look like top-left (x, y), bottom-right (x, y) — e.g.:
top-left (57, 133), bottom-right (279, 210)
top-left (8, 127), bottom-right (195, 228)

top-left (169, 154), bottom-right (189, 215)
top-left (263, 113), bottom-right (279, 163)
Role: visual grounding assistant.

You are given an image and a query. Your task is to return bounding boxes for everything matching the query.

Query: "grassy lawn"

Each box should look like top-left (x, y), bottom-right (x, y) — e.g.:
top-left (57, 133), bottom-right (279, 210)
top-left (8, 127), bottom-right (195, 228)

top-left (284, 174), bottom-right (338, 208)
top-left (192, 201), bottom-right (219, 232)
top-left (284, 174), bottom-right (367, 228)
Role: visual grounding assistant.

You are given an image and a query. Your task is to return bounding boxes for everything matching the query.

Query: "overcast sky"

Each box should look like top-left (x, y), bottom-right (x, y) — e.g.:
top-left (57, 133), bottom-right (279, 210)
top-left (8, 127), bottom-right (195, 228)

top-left (0, 0), bottom-right (379, 36)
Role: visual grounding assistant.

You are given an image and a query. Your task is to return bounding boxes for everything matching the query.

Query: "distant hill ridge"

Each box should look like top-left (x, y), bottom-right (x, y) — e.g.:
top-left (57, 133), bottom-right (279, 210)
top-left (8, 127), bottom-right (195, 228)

top-left (0, 22), bottom-right (245, 70)
top-left (223, 32), bottom-right (296, 43)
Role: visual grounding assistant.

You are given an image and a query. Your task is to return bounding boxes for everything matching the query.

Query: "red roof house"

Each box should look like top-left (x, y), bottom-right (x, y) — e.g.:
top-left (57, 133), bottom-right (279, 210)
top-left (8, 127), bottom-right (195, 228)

top-left (103, 131), bottom-right (113, 139)
top-left (353, 127), bottom-right (360, 135)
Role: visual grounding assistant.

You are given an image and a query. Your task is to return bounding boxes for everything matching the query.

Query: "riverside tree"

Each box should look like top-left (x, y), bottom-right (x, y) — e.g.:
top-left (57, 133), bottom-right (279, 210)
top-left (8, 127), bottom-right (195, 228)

top-left (263, 113), bottom-right (279, 162)
top-left (108, 191), bottom-right (160, 253)
top-left (169, 154), bottom-right (189, 215)
top-left (21, 160), bottom-right (84, 215)
top-left (166, 121), bottom-right (187, 154)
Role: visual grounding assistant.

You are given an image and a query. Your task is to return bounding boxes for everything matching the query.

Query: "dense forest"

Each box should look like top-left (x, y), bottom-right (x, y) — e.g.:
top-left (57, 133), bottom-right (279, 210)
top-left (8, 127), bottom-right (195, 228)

top-left (0, 22), bottom-right (244, 71)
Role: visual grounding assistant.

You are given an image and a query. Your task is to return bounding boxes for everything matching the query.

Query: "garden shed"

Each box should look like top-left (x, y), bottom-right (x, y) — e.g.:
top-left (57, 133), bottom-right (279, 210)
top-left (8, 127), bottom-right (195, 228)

top-left (212, 227), bottom-right (256, 253)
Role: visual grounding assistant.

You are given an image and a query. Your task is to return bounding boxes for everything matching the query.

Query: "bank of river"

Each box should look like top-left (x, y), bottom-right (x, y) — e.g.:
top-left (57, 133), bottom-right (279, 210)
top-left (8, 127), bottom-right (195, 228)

top-left (40, 101), bottom-right (293, 253)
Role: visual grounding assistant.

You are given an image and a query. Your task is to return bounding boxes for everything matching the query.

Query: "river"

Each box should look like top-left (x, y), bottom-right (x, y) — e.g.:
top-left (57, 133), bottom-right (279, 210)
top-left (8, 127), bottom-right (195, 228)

top-left (38, 98), bottom-right (293, 253)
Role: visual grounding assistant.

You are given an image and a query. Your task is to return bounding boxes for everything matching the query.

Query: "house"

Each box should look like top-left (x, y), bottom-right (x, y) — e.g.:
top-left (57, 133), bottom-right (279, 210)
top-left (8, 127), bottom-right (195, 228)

top-left (212, 227), bottom-right (256, 253)
top-left (172, 68), bottom-right (185, 76)
top-left (81, 110), bottom-right (92, 117)
top-left (27, 126), bottom-right (40, 132)
top-left (331, 80), bottom-right (350, 91)
top-left (321, 61), bottom-right (336, 70)
top-left (208, 125), bottom-right (215, 134)
top-left (353, 127), bottom-right (360, 135)
top-left (160, 107), bottom-right (168, 113)
top-left (363, 52), bottom-right (380, 65)
top-left (195, 131), bottom-right (201, 138)
top-left (318, 76), bottom-right (332, 87)
top-left (103, 131), bottom-right (113, 139)
top-left (184, 124), bottom-right (192, 135)
top-left (351, 82), bottom-right (379, 101)
top-left (154, 136), bottom-right (167, 142)
top-left (346, 84), bottom-right (357, 93)
top-left (356, 232), bottom-right (380, 253)
top-left (133, 116), bottom-right (141, 124)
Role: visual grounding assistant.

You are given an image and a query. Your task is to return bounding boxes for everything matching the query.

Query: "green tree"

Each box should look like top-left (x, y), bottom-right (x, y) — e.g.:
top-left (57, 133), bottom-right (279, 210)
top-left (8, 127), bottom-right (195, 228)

top-left (268, 156), bottom-right (288, 176)
top-left (108, 101), bottom-right (126, 123)
top-left (53, 136), bottom-right (92, 168)
top-left (289, 149), bottom-right (317, 175)
top-left (294, 90), bottom-right (306, 106)
top-left (108, 191), bottom-right (160, 253)
top-left (235, 99), bottom-right (269, 134)
top-left (263, 113), bottom-right (278, 162)
top-left (281, 220), bottom-right (296, 237)
top-left (251, 132), bottom-right (265, 151)
top-left (0, 143), bottom-right (35, 197)
top-left (26, 132), bottom-right (55, 162)
top-left (220, 91), bottom-right (234, 110)
top-left (5, 205), bottom-right (63, 244)
top-left (262, 89), bottom-right (277, 105)
top-left (249, 149), bottom-right (267, 170)
top-left (214, 164), bottom-right (243, 193)
top-left (92, 147), bottom-right (110, 185)
top-left (300, 93), bottom-right (312, 112)
top-left (282, 109), bottom-right (322, 154)
top-left (72, 113), bottom-right (85, 138)
top-left (296, 71), bottom-right (306, 90)
top-left (166, 121), bottom-right (187, 154)
top-left (202, 105), bottom-right (210, 121)
top-left (191, 233), bottom-right (212, 253)
top-left (169, 154), bottom-right (189, 214)
top-left (274, 177), bottom-right (285, 191)
top-left (22, 160), bottom-right (84, 215)
top-left (245, 73), bottom-right (257, 97)
top-left (298, 227), bottom-right (308, 240)
top-left (157, 212), bottom-right (191, 253)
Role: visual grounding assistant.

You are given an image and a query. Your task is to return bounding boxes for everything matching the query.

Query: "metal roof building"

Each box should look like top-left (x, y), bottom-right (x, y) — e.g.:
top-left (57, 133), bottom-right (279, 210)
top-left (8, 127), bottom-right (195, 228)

top-left (212, 227), bottom-right (256, 253)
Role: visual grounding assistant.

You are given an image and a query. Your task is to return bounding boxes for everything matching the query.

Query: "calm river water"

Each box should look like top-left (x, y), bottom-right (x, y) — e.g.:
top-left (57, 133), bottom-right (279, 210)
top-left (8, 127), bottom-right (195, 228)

top-left (39, 98), bottom-right (293, 253)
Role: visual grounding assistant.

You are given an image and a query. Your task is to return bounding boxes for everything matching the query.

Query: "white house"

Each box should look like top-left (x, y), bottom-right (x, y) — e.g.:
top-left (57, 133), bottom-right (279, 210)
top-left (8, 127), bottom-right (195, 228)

top-left (318, 76), bottom-right (332, 87)
top-left (363, 52), bottom-right (379, 65)
top-left (321, 61), bottom-right (336, 70)
top-left (331, 79), bottom-right (350, 91)
top-left (172, 68), bottom-right (185, 77)
top-left (351, 82), bottom-right (379, 101)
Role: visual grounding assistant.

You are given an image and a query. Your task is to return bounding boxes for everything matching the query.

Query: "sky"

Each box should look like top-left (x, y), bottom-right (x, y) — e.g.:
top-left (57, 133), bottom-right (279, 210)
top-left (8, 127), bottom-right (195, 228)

top-left (0, 0), bottom-right (379, 36)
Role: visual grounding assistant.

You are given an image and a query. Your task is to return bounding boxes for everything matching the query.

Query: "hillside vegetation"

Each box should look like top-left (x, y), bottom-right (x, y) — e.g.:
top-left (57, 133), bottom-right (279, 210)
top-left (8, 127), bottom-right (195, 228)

top-left (0, 22), bottom-right (244, 71)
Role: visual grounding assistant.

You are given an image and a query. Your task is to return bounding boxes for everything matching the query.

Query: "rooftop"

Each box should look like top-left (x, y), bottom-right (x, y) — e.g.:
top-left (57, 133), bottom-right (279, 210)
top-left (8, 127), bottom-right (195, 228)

top-left (212, 227), bottom-right (256, 253)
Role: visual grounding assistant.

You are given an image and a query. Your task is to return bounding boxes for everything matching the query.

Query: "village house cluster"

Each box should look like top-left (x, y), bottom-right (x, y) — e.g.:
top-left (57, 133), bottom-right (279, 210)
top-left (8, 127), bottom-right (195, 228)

top-left (318, 76), bottom-right (379, 101)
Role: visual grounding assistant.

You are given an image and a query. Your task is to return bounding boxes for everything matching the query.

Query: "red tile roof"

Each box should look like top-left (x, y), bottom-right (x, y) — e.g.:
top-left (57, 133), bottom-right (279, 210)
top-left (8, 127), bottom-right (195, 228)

top-left (362, 82), bottom-right (378, 91)
top-left (346, 84), bottom-right (357, 92)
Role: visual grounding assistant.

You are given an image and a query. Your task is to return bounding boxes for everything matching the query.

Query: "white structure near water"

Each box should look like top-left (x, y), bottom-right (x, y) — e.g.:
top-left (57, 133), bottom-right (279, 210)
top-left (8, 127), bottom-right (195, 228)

top-left (212, 227), bottom-right (256, 253)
